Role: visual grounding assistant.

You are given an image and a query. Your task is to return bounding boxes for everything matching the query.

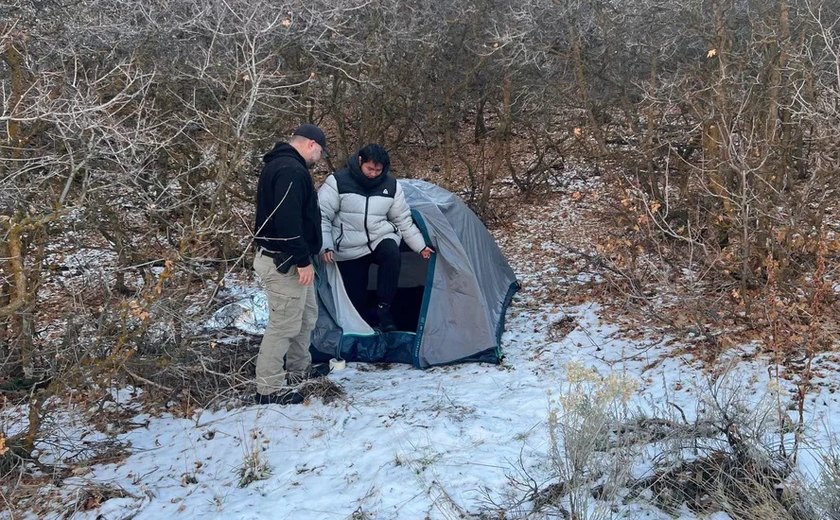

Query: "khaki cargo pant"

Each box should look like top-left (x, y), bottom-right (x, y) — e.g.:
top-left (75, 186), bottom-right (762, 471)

top-left (253, 250), bottom-right (317, 395)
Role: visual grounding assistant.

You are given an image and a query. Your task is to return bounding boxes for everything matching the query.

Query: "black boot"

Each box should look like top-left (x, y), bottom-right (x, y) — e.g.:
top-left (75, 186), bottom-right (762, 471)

top-left (254, 388), bottom-right (304, 405)
top-left (376, 302), bottom-right (397, 332)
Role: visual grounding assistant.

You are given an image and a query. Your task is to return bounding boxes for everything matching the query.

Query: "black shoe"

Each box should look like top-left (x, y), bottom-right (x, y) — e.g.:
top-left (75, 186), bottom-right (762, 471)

top-left (286, 363), bottom-right (331, 385)
top-left (254, 389), bottom-right (304, 405)
top-left (376, 303), bottom-right (397, 332)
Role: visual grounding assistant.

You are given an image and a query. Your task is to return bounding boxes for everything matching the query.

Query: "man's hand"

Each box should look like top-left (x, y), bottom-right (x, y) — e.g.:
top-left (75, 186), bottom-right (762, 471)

top-left (321, 250), bottom-right (334, 263)
top-left (420, 247), bottom-right (435, 260)
top-left (297, 264), bottom-right (315, 285)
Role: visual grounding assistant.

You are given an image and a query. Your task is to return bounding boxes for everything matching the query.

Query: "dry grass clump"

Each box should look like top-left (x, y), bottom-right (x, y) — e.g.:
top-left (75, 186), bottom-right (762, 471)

top-left (478, 366), bottom-right (828, 520)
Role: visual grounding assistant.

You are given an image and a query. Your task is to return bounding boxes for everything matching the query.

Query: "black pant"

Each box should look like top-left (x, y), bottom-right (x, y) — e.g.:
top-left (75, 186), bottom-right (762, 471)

top-left (337, 239), bottom-right (401, 315)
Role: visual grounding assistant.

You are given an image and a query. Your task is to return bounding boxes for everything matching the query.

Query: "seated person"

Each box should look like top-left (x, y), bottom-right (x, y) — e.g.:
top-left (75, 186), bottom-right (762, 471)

top-left (319, 144), bottom-right (433, 331)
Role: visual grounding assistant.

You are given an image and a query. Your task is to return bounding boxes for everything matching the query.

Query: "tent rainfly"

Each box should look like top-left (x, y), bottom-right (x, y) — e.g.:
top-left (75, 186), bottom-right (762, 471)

top-left (311, 180), bottom-right (519, 368)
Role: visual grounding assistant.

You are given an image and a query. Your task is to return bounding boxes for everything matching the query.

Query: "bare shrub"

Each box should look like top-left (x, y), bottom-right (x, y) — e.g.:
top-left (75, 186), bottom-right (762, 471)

top-left (628, 369), bottom-right (818, 520)
top-left (480, 366), bottom-right (825, 519)
top-left (481, 362), bottom-right (639, 519)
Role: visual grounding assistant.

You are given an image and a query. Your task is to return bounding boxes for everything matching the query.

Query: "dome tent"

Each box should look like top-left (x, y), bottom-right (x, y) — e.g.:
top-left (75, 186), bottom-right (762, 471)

top-left (311, 180), bottom-right (519, 368)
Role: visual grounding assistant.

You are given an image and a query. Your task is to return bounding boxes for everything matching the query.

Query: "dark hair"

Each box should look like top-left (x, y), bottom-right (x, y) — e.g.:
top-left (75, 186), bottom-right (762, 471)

top-left (358, 144), bottom-right (390, 168)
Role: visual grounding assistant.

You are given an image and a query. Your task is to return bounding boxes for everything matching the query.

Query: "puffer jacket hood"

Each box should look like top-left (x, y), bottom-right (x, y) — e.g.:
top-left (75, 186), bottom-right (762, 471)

top-left (346, 151), bottom-right (390, 193)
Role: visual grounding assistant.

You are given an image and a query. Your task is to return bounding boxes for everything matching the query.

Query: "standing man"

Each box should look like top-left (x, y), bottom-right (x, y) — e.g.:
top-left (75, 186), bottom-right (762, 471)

top-left (252, 124), bottom-right (327, 405)
top-left (319, 144), bottom-right (433, 332)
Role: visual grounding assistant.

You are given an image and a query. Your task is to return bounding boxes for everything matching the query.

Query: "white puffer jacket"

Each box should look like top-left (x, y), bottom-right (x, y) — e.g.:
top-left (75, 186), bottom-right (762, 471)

top-left (319, 157), bottom-right (426, 262)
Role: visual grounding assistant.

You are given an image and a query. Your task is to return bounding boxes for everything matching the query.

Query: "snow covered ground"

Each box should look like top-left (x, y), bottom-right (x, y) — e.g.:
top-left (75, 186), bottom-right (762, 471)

top-left (4, 187), bottom-right (839, 520)
top-left (6, 296), bottom-right (837, 519)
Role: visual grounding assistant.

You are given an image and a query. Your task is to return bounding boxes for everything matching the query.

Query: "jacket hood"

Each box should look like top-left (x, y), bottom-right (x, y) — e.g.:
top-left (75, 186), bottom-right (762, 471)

top-left (263, 141), bottom-right (305, 165)
top-left (347, 151), bottom-right (391, 192)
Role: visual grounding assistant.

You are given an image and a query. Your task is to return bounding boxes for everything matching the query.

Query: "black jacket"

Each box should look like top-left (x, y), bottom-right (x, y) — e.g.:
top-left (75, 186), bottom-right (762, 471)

top-left (254, 142), bottom-right (322, 267)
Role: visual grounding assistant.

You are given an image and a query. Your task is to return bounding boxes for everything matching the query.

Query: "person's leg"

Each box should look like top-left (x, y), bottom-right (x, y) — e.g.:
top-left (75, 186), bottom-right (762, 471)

top-left (336, 254), bottom-right (372, 315)
top-left (285, 283), bottom-right (317, 382)
top-left (372, 239), bottom-right (401, 305)
top-left (253, 252), bottom-right (306, 396)
top-left (371, 239), bottom-right (401, 331)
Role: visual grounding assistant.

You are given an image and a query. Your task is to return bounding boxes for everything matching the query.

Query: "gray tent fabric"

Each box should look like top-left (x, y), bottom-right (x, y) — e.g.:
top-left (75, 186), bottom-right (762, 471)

top-left (311, 180), bottom-right (519, 368)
